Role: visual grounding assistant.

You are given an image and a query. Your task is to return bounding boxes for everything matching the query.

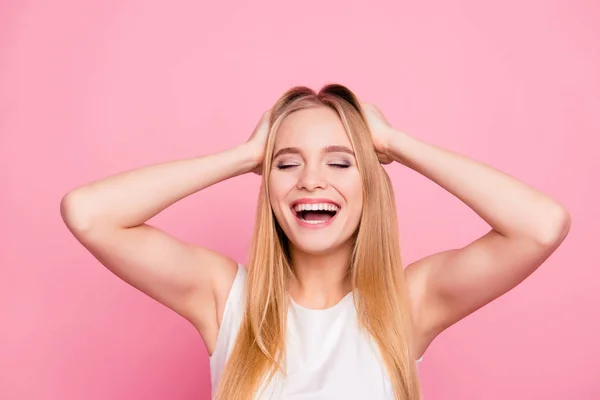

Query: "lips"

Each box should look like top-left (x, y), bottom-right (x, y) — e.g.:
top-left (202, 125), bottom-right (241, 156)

top-left (290, 198), bottom-right (340, 228)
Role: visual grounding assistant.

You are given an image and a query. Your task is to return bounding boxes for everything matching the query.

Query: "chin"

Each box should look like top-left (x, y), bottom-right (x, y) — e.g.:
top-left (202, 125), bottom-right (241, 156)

top-left (274, 211), bottom-right (359, 256)
top-left (287, 234), bottom-right (351, 256)
top-left (292, 243), bottom-right (336, 256)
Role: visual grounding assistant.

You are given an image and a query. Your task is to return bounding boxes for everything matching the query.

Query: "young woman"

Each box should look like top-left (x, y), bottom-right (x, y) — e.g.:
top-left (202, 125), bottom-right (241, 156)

top-left (60, 84), bottom-right (571, 399)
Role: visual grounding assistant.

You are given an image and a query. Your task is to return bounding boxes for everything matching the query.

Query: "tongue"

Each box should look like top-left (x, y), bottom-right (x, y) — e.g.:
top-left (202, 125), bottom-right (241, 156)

top-left (303, 211), bottom-right (332, 221)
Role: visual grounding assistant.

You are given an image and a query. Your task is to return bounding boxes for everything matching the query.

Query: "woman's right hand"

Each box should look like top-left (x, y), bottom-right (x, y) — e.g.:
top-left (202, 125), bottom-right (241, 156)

top-left (245, 109), bottom-right (272, 175)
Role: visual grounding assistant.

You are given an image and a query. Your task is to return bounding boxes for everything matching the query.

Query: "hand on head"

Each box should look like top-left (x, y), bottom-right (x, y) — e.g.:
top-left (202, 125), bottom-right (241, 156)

top-left (246, 109), bottom-right (272, 175)
top-left (246, 102), bottom-right (398, 176)
top-left (359, 102), bottom-right (397, 165)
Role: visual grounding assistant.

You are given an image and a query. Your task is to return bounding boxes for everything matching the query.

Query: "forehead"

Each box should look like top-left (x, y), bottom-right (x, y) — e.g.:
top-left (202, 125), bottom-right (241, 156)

top-left (274, 107), bottom-right (351, 150)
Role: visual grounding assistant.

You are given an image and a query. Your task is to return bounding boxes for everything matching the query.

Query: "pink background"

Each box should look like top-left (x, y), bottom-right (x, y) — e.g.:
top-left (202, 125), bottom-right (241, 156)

top-left (1, 1), bottom-right (599, 399)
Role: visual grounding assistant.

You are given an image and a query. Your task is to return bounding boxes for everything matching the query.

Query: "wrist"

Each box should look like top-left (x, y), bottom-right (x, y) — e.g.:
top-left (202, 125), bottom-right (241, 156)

top-left (386, 129), bottom-right (415, 164)
top-left (236, 142), bottom-right (263, 174)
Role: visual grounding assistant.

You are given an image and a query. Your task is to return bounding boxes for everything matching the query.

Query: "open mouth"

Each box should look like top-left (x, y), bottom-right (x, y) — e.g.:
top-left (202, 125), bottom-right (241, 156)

top-left (292, 202), bottom-right (340, 226)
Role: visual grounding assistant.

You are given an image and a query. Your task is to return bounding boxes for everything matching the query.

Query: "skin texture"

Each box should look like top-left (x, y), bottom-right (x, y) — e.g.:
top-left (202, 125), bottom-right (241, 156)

top-left (361, 102), bottom-right (571, 355)
top-left (268, 108), bottom-right (364, 307)
top-left (60, 100), bottom-right (571, 360)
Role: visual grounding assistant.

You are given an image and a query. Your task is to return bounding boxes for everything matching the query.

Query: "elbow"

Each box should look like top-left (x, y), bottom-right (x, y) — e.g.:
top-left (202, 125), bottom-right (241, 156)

top-left (60, 190), bottom-right (96, 234)
top-left (534, 205), bottom-right (571, 247)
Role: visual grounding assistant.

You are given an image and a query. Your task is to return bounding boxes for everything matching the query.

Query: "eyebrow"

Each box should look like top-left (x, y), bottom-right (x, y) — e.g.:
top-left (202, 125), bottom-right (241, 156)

top-left (273, 145), bottom-right (355, 159)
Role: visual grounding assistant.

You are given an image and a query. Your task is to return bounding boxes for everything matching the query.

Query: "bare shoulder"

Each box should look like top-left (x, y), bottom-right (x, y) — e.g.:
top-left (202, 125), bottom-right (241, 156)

top-left (404, 258), bottom-right (439, 359)
top-left (190, 251), bottom-right (239, 356)
top-left (211, 257), bottom-right (241, 329)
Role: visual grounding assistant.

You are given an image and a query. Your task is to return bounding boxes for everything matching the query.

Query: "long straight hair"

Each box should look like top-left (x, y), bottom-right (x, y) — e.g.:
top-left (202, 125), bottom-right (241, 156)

top-left (215, 84), bottom-right (421, 399)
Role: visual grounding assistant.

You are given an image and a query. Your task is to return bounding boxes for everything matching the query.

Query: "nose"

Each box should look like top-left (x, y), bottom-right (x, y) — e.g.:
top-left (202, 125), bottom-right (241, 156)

top-left (297, 164), bottom-right (327, 191)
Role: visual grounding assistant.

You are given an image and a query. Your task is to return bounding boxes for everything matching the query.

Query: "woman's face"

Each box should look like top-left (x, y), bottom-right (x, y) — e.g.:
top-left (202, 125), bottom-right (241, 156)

top-left (268, 106), bottom-right (364, 255)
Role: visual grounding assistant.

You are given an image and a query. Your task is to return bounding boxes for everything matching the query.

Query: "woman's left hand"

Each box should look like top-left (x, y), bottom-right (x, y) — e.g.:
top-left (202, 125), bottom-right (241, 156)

top-left (360, 102), bottom-right (398, 164)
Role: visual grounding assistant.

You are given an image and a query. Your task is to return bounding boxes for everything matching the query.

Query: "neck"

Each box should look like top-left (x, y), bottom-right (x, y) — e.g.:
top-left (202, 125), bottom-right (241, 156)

top-left (288, 242), bottom-right (353, 309)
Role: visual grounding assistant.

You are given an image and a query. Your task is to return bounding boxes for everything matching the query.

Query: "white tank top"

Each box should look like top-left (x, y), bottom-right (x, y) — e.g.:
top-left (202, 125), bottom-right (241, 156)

top-left (209, 264), bottom-right (422, 399)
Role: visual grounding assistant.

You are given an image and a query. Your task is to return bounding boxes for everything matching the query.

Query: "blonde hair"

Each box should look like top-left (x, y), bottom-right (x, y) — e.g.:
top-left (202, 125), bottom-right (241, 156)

top-left (215, 84), bottom-right (421, 399)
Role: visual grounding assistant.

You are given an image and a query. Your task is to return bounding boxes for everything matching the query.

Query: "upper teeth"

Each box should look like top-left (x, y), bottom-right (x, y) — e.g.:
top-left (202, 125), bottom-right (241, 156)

top-left (294, 203), bottom-right (339, 212)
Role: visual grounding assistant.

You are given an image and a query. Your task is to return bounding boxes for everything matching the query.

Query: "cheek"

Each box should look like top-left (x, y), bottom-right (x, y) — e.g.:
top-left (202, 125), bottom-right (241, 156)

top-left (268, 175), bottom-right (294, 220)
top-left (268, 173), bottom-right (298, 198)
top-left (338, 173), bottom-right (363, 201)
top-left (339, 176), bottom-right (364, 218)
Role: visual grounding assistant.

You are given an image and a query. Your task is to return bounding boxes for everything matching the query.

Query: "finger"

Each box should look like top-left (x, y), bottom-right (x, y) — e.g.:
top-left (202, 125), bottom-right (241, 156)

top-left (376, 152), bottom-right (392, 165)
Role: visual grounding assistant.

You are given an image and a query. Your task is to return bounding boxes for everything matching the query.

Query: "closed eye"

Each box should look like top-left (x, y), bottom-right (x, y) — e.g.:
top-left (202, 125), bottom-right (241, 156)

top-left (275, 162), bottom-right (351, 169)
top-left (276, 163), bottom-right (298, 170)
top-left (329, 163), bottom-right (351, 169)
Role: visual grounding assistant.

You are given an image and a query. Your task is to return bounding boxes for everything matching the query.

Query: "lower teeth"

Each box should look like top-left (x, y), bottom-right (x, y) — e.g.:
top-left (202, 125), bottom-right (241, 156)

top-left (300, 218), bottom-right (328, 225)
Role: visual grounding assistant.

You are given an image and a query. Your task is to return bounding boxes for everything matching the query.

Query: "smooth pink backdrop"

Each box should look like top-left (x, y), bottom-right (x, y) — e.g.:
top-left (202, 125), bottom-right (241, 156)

top-left (1, 1), bottom-right (598, 399)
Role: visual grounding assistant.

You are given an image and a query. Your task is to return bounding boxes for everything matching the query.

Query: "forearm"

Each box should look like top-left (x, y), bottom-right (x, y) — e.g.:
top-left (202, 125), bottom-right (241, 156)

top-left (61, 144), bottom-right (257, 231)
top-left (386, 131), bottom-right (570, 244)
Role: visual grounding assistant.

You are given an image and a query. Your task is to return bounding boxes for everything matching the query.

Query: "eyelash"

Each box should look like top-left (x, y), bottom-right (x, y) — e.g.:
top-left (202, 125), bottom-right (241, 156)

top-left (276, 164), bottom-right (296, 170)
top-left (276, 163), bottom-right (350, 170)
top-left (330, 163), bottom-right (350, 169)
